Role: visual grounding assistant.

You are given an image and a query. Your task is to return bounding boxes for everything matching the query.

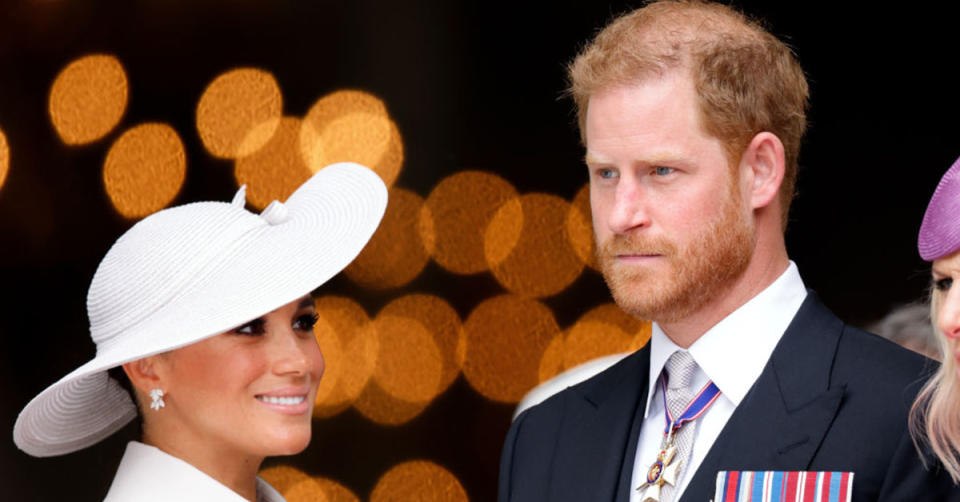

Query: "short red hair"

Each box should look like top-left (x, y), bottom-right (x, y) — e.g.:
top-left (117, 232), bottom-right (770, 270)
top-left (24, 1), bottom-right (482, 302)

top-left (568, 0), bottom-right (809, 228)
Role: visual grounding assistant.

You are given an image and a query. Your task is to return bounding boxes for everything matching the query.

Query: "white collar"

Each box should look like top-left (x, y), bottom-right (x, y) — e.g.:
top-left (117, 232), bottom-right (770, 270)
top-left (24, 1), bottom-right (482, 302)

top-left (103, 441), bottom-right (285, 502)
top-left (644, 261), bottom-right (807, 417)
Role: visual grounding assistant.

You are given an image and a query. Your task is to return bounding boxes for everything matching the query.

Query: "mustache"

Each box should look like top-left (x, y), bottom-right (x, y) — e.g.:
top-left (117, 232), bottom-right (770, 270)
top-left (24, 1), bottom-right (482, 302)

top-left (597, 234), bottom-right (676, 257)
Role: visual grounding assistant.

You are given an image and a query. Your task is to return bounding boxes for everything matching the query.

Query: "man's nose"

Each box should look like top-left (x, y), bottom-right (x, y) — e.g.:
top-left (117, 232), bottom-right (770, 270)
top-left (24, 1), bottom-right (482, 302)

top-left (607, 180), bottom-right (650, 234)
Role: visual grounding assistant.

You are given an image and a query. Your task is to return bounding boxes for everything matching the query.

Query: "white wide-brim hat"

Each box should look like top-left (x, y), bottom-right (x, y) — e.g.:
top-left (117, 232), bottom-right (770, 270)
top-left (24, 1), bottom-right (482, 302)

top-left (14, 162), bottom-right (387, 457)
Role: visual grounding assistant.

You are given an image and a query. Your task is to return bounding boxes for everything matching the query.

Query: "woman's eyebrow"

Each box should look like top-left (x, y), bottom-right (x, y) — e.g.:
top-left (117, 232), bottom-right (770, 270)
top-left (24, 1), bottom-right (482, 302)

top-left (298, 296), bottom-right (314, 309)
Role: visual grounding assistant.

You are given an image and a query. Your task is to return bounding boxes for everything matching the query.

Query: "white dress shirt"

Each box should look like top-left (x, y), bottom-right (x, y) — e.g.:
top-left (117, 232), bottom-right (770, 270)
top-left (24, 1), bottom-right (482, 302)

top-left (629, 261), bottom-right (807, 501)
top-left (103, 441), bottom-right (285, 502)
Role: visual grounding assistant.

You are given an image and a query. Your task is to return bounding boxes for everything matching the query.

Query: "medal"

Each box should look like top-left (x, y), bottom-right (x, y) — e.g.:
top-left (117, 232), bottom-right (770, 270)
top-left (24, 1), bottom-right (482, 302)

top-left (637, 436), bottom-right (682, 502)
top-left (636, 376), bottom-right (722, 502)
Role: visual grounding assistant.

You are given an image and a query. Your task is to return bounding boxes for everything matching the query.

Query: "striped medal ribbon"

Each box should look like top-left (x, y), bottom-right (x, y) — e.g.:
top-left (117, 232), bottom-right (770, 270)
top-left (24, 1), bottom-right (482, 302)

top-left (714, 471), bottom-right (854, 502)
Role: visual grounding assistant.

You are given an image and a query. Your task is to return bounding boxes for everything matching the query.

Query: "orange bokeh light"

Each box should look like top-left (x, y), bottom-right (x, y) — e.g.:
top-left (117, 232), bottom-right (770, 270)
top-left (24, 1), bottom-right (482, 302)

top-left (370, 461), bottom-right (468, 502)
top-left (344, 188), bottom-right (434, 289)
top-left (102, 123), bottom-right (186, 219)
top-left (368, 315), bottom-right (443, 403)
top-left (567, 182), bottom-right (598, 270)
top-left (234, 117), bottom-right (312, 210)
top-left (259, 465), bottom-right (310, 494)
top-left (539, 303), bottom-right (651, 382)
top-left (353, 294), bottom-right (463, 425)
top-left (196, 68), bottom-right (283, 159)
top-left (423, 171), bottom-right (519, 275)
top-left (300, 90), bottom-right (403, 187)
top-left (49, 54), bottom-right (128, 145)
top-left (462, 295), bottom-right (560, 402)
top-left (0, 127), bottom-right (8, 192)
top-left (380, 294), bottom-right (464, 393)
top-left (287, 478), bottom-right (359, 502)
top-left (259, 466), bottom-right (359, 502)
top-left (486, 193), bottom-right (585, 298)
top-left (313, 296), bottom-right (378, 418)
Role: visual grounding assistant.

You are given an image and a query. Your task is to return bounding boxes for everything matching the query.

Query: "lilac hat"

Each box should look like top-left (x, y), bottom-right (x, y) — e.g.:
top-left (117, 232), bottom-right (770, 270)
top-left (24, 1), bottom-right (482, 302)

top-left (919, 156), bottom-right (960, 261)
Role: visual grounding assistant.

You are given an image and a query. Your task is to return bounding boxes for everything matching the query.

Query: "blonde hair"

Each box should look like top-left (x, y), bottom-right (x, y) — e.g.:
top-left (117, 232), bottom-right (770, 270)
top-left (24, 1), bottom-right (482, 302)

top-left (567, 0), bottom-right (809, 228)
top-left (910, 285), bottom-right (960, 482)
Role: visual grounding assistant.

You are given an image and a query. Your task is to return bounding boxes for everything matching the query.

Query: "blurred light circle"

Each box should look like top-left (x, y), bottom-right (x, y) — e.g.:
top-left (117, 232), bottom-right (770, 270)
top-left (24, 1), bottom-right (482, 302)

top-left (370, 461), bottom-right (468, 502)
top-left (344, 188), bottom-right (433, 289)
top-left (462, 295), bottom-right (560, 402)
top-left (370, 315), bottom-right (443, 403)
top-left (302, 89), bottom-right (388, 125)
top-left (0, 127), bottom-right (8, 192)
top-left (300, 90), bottom-right (402, 187)
top-left (102, 123), bottom-right (186, 219)
top-left (258, 465), bottom-right (310, 494)
top-left (313, 296), bottom-right (378, 418)
top-left (487, 193), bottom-right (585, 298)
top-left (563, 303), bottom-right (650, 368)
top-left (354, 294), bottom-right (464, 425)
top-left (423, 171), bottom-right (518, 275)
top-left (49, 54), bottom-right (128, 145)
top-left (259, 466), bottom-right (360, 502)
top-left (539, 303), bottom-right (650, 382)
top-left (287, 477), bottom-right (360, 502)
top-left (301, 113), bottom-right (403, 188)
top-left (537, 335), bottom-right (566, 384)
top-left (379, 294), bottom-right (463, 393)
top-left (353, 379), bottom-right (433, 426)
top-left (235, 117), bottom-right (311, 210)
top-left (567, 182), bottom-right (598, 270)
top-left (196, 68), bottom-right (283, 159)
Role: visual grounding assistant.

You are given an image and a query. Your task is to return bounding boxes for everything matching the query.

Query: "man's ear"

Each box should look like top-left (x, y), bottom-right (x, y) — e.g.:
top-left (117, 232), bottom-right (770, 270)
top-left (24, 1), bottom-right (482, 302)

top-left (121, 356), bottom-right (164, 395)
top-left (741, 132), bottom-right (786, 210)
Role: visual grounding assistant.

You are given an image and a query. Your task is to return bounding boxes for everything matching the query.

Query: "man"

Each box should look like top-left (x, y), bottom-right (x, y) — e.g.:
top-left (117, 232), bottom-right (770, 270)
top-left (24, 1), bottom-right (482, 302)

top-left (498, 2), bottom-right (957, 501)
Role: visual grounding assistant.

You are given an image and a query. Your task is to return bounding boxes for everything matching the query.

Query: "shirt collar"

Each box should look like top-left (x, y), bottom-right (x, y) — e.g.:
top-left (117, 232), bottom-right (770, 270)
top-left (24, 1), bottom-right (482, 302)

top-left (105, 441), bottom-right (285, 502)
top-left (644, 261), bottom-right (807, 416)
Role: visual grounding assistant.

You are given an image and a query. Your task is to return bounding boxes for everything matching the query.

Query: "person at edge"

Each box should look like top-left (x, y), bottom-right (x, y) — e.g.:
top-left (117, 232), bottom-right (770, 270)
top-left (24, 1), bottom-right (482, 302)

top-left (498, 2), bottom-right (958, 501)
top-left (13, 162), bottom-right (387, 501)
top-left (911, 155), bottom-right (960, 485)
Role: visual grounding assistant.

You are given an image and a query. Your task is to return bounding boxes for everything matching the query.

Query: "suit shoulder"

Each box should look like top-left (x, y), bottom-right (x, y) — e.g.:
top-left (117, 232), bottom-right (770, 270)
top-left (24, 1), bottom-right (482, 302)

top-left (520, 348), bottom-right (647, 421)
top-left (834, 324), bottom-right (938, 400)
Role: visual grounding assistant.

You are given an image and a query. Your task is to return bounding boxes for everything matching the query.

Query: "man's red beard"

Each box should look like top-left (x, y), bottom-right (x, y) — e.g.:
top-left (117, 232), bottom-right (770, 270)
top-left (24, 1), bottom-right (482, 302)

top-left (596, 186), bottom-right (755, 324)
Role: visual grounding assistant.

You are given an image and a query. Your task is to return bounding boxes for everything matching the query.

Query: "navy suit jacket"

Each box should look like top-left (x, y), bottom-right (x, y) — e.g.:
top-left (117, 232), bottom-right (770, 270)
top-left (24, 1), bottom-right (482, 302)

top-left (499, 293), bottom-right (959, 501)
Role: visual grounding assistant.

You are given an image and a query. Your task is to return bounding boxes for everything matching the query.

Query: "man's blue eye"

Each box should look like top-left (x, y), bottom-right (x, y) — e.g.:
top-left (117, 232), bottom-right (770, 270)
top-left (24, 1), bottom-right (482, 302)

top-left (599, 169), bottom-right (616, 179)
top-left (654, 166), bottom-right (674, 176)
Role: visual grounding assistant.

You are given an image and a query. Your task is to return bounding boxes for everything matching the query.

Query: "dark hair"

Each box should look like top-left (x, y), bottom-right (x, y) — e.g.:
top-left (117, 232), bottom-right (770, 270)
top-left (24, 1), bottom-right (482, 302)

top-left (107, 366), bottom-right (143, 439)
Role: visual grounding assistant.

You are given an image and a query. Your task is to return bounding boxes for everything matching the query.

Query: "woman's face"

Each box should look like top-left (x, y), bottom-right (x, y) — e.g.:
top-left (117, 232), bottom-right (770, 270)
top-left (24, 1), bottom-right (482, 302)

top-left (933, 250), bottom-right (960, 345)
top-left (149, 296), bottom-right (323, 459)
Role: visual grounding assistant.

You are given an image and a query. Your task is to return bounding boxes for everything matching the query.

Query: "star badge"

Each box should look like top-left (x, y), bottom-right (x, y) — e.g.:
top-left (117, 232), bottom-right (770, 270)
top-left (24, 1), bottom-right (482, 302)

top-left (637, 445), bottom-right (682, 502)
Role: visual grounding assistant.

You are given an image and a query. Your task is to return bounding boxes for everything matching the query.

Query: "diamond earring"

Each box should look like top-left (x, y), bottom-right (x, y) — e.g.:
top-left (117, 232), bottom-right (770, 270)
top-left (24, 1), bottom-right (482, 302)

top-left (149, 389), bottom-right (165, 411)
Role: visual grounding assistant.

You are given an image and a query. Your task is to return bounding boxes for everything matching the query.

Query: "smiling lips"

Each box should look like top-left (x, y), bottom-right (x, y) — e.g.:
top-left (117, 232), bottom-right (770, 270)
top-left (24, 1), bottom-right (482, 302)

top-left (255, 391), bottom-right (311, 415)
top-left (256, 395), bottom-right (305, 405)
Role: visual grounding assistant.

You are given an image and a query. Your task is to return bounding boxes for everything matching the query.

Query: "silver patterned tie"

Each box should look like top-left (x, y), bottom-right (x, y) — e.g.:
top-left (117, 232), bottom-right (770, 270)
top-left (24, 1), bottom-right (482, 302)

top-left (659, 350), bottom-right (698, 502)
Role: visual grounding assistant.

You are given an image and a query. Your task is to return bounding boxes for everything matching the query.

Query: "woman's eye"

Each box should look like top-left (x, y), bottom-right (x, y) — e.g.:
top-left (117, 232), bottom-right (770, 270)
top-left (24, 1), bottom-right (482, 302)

top-left (294, 312), bottom-right (320, 331)
top-left (233, 319), bottom-right (266, 336)
top-left (935, 277), bottom-right (954, 292)
top-left (652, 166), bottom-right (675, 176)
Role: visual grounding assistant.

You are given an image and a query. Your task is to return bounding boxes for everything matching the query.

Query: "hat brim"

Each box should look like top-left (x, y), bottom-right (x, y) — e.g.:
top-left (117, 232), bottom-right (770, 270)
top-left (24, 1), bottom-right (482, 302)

top-left (14, 162), bottom-right (387, 457)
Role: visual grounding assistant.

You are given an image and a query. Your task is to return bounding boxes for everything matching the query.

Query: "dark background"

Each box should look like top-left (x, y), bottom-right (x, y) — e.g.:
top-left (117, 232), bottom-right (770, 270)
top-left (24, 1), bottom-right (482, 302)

top-left (2, 1), bottom-right (959, 500)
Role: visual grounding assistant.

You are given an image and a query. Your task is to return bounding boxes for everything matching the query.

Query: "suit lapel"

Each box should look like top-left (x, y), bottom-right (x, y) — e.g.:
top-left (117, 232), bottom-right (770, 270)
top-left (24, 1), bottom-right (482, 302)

top-left (681, 293), bottom-right (846, 502)
top-left (548, 346), bottom-right (651, 502)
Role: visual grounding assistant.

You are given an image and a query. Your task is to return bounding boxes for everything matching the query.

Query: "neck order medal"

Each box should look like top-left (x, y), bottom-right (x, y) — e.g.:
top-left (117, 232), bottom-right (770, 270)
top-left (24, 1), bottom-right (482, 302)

top-left (637, 440), bottom-right (681, 502)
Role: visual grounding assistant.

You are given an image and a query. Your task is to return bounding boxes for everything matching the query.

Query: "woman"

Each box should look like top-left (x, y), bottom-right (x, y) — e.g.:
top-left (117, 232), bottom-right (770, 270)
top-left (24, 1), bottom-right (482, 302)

top-left (13, 162), bottom-right (387, 501)
top-left (912, 155), bottom-right (960, 483)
